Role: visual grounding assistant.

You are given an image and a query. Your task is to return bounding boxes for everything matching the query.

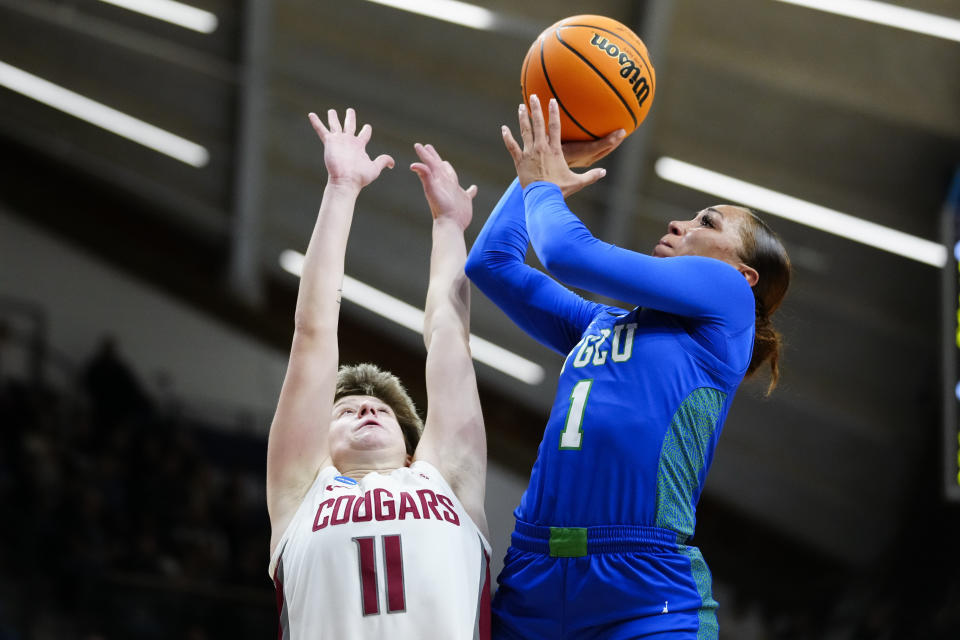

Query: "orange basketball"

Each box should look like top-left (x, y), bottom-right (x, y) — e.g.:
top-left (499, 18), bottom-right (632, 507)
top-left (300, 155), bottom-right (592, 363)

top-left (521, 15), bottom-right (656, 141)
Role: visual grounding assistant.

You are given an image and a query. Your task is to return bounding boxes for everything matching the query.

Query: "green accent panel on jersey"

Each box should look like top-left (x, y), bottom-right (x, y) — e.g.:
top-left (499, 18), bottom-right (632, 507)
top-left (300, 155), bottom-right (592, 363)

top-left (548, 527), bottom-right (588, 557)
top-left (655, 387), bottom-right (726, 538)
top-left (681, 545), bottom-right (719, 639)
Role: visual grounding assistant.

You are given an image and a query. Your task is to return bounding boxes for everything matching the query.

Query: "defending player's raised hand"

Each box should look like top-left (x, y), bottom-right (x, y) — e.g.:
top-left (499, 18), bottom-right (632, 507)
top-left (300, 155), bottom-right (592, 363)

top-left (501, 94), bottom-right (607, 198)
top-left (308, 108), bottom-right (395, 190)
top-left (410, 143), bottom-right (477, 231)
top-left (412, 142), bottom-right (488, 542)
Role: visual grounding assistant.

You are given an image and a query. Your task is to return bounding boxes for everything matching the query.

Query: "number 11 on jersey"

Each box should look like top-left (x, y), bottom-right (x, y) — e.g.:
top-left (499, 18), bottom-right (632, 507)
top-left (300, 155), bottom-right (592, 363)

top-left (560, 379), bottom-right (593, 450)
top-left (354, 535), bottom-right (406, 616)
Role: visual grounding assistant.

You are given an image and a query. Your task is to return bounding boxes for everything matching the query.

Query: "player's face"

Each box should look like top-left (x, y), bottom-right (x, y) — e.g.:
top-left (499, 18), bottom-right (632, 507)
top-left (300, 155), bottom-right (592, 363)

top-left (653, 205), bottom-right (748, 264)
top-left (328, 395), bottom-right (408, 464)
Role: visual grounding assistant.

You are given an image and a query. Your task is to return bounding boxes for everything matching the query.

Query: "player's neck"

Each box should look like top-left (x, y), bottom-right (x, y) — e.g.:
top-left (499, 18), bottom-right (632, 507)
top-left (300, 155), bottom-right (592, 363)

top-left (337, 459), bottom-right (409, 481)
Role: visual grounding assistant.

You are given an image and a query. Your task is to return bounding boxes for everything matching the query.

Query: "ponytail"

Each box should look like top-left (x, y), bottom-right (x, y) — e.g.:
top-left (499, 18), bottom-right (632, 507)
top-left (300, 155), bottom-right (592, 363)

top-left (737, 209), bottom-right (791, 395)
top-left (748, 301), bottom-right (783, 395)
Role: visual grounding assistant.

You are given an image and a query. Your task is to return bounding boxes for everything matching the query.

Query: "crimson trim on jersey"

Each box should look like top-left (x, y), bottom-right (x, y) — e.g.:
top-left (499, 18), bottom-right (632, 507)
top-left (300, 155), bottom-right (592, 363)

top-left (476, 540), bottom-right (492, 640)
top-left (273, 554), bottom-right (290, 640)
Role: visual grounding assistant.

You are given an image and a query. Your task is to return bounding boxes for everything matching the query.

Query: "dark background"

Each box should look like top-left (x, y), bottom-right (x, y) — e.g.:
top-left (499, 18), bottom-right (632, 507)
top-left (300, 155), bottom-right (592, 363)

top-left (1, 0), bottom-right (958, 637)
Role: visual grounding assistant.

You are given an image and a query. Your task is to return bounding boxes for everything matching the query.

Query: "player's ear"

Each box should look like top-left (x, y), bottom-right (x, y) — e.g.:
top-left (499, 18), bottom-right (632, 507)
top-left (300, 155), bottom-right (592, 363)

top-left (737, 263), bottom-right (759, 288)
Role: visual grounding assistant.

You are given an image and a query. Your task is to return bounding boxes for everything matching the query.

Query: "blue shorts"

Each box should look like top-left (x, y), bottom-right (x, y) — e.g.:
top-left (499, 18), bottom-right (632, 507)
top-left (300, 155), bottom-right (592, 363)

top-left (492, 520), bottom-right (718, 639)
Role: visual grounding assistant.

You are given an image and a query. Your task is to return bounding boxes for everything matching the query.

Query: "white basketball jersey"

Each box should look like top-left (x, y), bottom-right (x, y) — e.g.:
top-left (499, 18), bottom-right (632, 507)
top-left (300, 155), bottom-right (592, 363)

top-left (268, 461), bottom-right (492, 639)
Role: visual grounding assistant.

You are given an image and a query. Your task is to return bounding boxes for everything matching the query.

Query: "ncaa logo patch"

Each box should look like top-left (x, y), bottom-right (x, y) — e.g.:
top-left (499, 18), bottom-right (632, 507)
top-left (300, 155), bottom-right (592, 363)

top-left (334, 475), bottom-right (358, 485)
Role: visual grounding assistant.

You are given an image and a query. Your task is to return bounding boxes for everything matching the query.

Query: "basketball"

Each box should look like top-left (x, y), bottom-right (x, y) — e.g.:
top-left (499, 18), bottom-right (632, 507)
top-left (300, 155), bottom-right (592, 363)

top-left (521, 15), bottom-right (656, 141)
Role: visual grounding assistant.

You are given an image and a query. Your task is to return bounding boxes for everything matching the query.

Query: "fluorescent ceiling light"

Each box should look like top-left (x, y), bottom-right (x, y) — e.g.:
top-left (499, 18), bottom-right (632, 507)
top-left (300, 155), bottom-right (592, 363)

top-left (0, 61), bottom-right (209, 167)
top-left (97, 0), bottom-right (218, 34)
top-left (363, 0), bottom-right (497, 30)
top-left (775, 0), bottom-right (960, 43)
top-left (279, 250), bottom-right (545, 385)
top-left (655, 157), bottom-right (947, 268)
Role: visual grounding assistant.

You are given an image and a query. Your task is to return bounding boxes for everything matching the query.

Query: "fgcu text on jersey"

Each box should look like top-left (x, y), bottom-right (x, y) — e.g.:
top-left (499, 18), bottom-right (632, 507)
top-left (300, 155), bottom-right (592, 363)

top-left (561, 319), bottom-right (637, 374)
top-left (312, 487), bottom-right (461, 530)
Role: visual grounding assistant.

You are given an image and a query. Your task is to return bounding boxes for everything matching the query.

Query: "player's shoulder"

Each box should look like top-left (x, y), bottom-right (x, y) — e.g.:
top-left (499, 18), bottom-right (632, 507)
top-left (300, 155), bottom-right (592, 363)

top-left (402, 461), bottom-right (463, 504)
top-left (402, 460), bottom-right (449, 487)
top-left (679, 256), bottom-right (754, 313)
top-left (675, 255), bottom-right (751, 283)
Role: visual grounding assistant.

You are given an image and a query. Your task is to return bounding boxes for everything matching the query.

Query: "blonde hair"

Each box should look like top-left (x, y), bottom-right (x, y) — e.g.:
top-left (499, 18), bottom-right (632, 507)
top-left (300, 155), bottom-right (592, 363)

top-left (335, 363), bottom-right (423, 454)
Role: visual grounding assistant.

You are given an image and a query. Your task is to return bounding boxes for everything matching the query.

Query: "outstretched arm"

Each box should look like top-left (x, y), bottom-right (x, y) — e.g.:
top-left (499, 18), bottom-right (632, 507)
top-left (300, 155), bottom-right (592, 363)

top-left (464, 179), bottom-right (602, 355)
top-left (267, 109), bottom-right (394, 548)
top-left (510, 96), bottom-right (754, 329)
top-left (408, 143), bottom-right (488, 537)
top-left (525, 183), bottom-right (754, 325)
top-left (464, 97), bottom-right (627, 355)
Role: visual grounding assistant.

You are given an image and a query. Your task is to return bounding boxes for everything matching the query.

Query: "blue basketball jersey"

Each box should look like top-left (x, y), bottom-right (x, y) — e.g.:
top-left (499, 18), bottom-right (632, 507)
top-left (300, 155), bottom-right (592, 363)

top-left (466, 180), bottom-right (757, 638)
top-left (466, 179), bottom-right (755, 537)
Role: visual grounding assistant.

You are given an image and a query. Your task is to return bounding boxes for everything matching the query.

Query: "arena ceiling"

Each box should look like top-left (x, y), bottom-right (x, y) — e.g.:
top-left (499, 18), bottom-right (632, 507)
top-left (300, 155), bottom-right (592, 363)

top-left (1, 0), bottom-right (958, 576)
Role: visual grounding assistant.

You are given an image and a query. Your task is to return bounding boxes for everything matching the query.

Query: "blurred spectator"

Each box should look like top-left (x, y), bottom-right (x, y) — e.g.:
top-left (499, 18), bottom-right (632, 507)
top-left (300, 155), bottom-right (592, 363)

top-left (81, 335), bottom-right (153, 428)
top-left (1, 336), bottom-right (276, 638)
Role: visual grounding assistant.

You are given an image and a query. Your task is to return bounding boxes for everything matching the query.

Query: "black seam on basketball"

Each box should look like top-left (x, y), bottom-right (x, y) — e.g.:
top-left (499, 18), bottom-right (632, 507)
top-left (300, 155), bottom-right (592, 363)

top-left (539, 36), bottom-right (599, 140)
top-left (521, 42), bottom-right (532, 101)
top-left (557, 24), bottom-right (655, 93)
top-left (554, 28), bottom-right (637, 128)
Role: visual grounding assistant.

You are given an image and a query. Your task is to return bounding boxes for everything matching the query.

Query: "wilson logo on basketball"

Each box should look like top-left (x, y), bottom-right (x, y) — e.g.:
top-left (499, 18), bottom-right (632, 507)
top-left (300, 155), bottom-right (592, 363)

top-left (589, 33), bottom-right (651, 107)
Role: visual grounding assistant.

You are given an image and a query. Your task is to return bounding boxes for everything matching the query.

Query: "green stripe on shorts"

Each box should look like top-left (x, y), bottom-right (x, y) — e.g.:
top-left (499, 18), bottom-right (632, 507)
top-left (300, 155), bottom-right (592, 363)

top-left (680, 545), bottom-right (719, 640)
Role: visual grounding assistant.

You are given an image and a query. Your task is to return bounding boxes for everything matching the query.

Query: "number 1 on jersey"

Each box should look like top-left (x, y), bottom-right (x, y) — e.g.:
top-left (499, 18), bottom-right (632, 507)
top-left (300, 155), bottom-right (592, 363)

top-left (560, 379), bottom-right (593, 449)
